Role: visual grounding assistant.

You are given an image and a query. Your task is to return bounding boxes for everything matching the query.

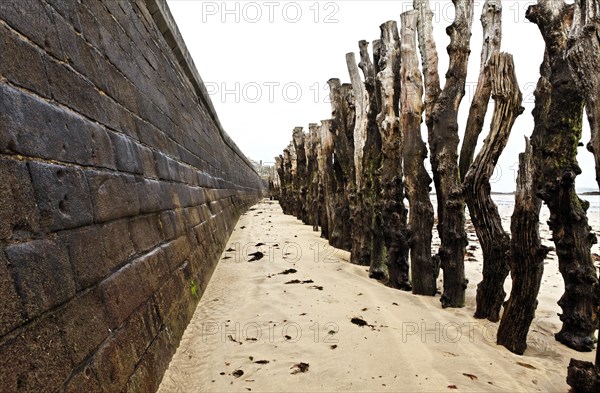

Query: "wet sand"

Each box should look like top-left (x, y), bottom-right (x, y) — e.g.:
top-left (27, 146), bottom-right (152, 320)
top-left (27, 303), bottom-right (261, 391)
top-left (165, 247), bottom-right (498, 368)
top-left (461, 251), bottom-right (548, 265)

top-left (157, 199), bottom-right (598, 392)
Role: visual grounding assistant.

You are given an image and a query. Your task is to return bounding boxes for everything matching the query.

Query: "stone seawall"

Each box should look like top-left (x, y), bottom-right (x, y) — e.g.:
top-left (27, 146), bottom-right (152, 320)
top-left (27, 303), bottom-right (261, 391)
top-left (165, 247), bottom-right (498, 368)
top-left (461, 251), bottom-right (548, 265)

top-left (0, 0), bottom-right (263, 391)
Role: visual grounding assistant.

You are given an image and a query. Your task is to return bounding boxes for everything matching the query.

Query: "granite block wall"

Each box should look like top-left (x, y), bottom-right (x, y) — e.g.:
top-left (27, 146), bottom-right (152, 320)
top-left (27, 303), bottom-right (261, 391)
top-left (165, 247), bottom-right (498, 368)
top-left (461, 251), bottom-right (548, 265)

top-left (0, 0), bottom-right (263, 391)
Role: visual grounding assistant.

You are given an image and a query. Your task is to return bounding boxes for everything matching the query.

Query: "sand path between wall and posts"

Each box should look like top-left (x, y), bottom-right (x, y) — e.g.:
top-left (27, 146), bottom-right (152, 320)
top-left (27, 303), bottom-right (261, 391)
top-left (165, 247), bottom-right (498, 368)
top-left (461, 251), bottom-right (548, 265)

top-left (157, 199), bottom-right (597, 392)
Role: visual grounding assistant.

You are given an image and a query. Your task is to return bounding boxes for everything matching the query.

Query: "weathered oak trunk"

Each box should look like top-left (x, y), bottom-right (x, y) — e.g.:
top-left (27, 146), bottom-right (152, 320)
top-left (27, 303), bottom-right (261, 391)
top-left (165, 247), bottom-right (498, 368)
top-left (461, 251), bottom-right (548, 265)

top-left (414, 0), bottom-right (443, 286)
top-left (275, 155), bottom-right (286, 206)
top-left (418, 0), bottom-right (474, 308)
top-left (567, 357), bottom-right (600, 393)
top-left (400, 10), bottom-right (436, 296)
top-left (328, 79), bottom-right (355, 251)
top-left (292, 127), bottom-right (308, 223)
top-left (307, 124), bottom-right (320, 232)
top-left (282, 147), bottom-right (294, 215)
top-left (566, 1), bottom-right (600, 388)
top-left (527, 0), bottom-right (598, 352)
top-left (315, 123), bottom-right (329, 239)
top-left (497, 139), bottom-right (550, 355)
top-left (346, 52), bottom-right (371, 266)
top-left (377, 21), bottom-right (410, 290)
top-left (459, 0), bottom-right (503, 180)
top-left (319, 120), bottom-right (337, 244)
top-left (567, 0), bottom-right (600, 191)
top-left (463, 52), bottom-right (524, 322)
top-left (360, 40), bottom-right (386, 279)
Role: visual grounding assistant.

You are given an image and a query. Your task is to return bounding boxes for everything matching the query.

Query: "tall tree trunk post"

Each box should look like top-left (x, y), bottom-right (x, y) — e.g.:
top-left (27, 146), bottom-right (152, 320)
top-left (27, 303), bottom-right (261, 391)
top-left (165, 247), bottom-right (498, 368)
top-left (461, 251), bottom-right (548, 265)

top-left (420, 0), bottom-right (474, 308)
top-left (567, 0), bottom-right (600, 191)
top-left (463, 52), bottom-right (524, 322)
top-left (315, 124), bottom-right (329, 239)
top-left (377, 20), bottom-right (411, 290)
top-left (307, 123), bottom-right (321, 232)
top-left (282, 146), bottom-right (294, 215)
top-left (292, 127), bottom-right (308, 223)
top-left (328, 79), bottom-right (355, 251)
top-left (400, 10), bottom-right (436, 296)
top-left (459, 0), bottom-right (503, 180)
top-left (497, 139), bottom-right (551, 354)
top-left (346, 52), bottom-right (371, 266)
top-left (275, 155), bottom-right (286, 207)
top-left (319, 120), bottom-right (337, 245)
top-left (360, 40), bottom-right (386, 279)
top-left (527, 0), bottom-right (598, 352)
top-left (566, 1), bottom-right (600, 387)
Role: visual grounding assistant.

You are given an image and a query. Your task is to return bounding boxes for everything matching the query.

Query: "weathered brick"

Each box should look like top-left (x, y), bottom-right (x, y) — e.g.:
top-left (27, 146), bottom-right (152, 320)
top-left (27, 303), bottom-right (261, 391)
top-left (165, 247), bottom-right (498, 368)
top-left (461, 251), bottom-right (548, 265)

top-left (184, 206), bottom-right (202, 229)
top-left (56, 288), bottom-right (110, 365)
top-left (136, 179), bottom-right (162, 213)
top-left (28, 162), bottom-right (94, 231)
top-left (59, 366), bottom-right (102, 393)
top-left (0, 83), bottom-right (117, 169)
top-left (99, 263), bottom-right (145, 329)
top-left (100, 248), bottom-right (166, 328)
top-left (0, 253), bottom-right (23, 337)
top-left (124, 325), bottom-right (176, 393)
top-left (139, 116), bottom-right (169, 153)
top-left (4, 239), bottom-right (75, 320)
top-left (161, 236), bottom-right (191, 272)
top-left (100, 219), bottom-right (135, 270)
top-left (0, 23), bottom-right (50, 97)
top-left (137, 144), bottom-right (158, 178)
top-left (60, 226), bottom-right (110, 290)
top-left (90, 301), bottom-right (160, 393)
top-left (0, 158), bottom-right (39, 241)
top-left (0, 316), bottom-right (72, 393)
top-left (87, 171), bottom-right (140, 223)
top-left (109, 131), bottom-right (143, 174)
top-left (153, 150), bottom-right (174, 181)
top-left (0, 0), bottom-right (64, 60)
top-left (174, 183), bottom-right (193, 208)
top-left (129, 214), bottom-right (162, 253)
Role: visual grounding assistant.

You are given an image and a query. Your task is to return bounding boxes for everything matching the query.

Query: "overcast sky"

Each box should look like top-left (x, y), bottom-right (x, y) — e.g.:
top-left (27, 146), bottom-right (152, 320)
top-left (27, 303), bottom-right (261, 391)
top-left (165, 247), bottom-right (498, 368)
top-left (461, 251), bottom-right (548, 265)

top-left (167, 0), bottom-right (596, 192)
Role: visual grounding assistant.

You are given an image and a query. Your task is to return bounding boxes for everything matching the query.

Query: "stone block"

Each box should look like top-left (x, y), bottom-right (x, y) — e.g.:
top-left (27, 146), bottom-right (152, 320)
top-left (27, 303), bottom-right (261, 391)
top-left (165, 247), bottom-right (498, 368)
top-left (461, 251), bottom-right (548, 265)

top-left (4, 239), bottom-right (75, 320)
top-left (0, 23), bottom-right (50, 97)
top-left (137, 179), bottom-right (163, 213)
top-left (90, 301), bottom-right (160, 393)
top-left (60, 226), bottom-right (110, 290)
top-left (28, 162), bottom-right (94, 231)
top-left (0, 253), bottom-right (23, 337)
top-left (100, 219), bottom-right (135, 271)
top-left (0, 316), bottom-right (72, 393)
top-left (137, 144), bottom-right (158, 178)
top-left (56, 288), bottom-right (110, 365)
top-left (86, 171), bottom-right (140, 223)
top-left (109, 131), bottom-right (143, 175)
top-left (0, 158), bottom-right (39, 240)
top-left (129, 214), bottom-right (162, 253)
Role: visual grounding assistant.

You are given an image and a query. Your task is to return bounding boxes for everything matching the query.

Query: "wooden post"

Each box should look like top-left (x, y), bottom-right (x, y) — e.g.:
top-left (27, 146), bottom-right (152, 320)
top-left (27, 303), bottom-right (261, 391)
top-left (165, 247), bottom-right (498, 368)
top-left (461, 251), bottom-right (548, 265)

top-left (377, 20), bottom-right (410, 290)
top-left (347, 52), bottom-right (371, 266)
top-left (459, 0), bottom-right (503, 180)
top-left (400, 9), bottom-right (436, 296)
top-left (463, 52), bottom-right (524, 322)
top-left (566, 1), bottom-right (600, 386)
top-left (497, 138), bottom-right (550, 354)
top-left (359, 39), bottom-right (386, 279)
top-left (416, 0), bottom-right (474, 308)
top-left (527, 0), bottom-right (598, 352)
top-left (292, 127), bottom-right (308, 223)
top-left (319, 120), bottom-right (336, 245)
top-left (306, 123), bottom-right (320, 232)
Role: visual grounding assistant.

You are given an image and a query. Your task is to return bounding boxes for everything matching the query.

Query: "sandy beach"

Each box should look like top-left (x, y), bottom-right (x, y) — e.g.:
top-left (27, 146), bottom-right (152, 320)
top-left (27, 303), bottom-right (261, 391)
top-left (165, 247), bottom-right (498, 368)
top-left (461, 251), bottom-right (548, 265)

top-left (157, 198), bottom-right (599, 392)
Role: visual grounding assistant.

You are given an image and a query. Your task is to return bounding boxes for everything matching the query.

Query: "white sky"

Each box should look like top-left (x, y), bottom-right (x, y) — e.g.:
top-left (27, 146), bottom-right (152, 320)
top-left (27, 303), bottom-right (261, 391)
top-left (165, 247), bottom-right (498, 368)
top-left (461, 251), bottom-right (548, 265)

top-left (167, 0), bottom-right (596, 192)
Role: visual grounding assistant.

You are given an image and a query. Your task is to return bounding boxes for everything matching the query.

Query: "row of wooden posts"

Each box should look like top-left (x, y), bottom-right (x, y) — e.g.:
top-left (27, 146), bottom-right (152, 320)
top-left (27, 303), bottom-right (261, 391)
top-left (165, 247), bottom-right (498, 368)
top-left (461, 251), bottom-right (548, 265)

top-left (271, 1), bottom-right (599, 390)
